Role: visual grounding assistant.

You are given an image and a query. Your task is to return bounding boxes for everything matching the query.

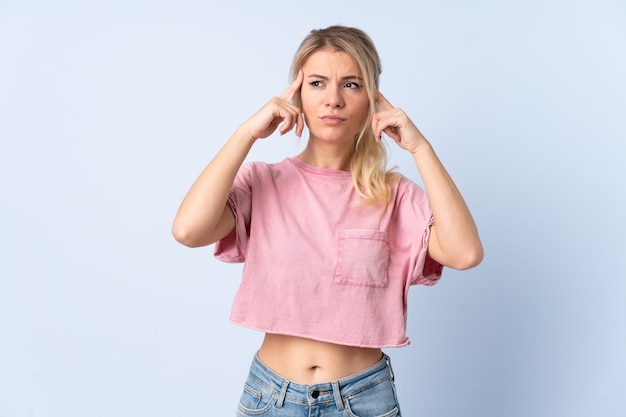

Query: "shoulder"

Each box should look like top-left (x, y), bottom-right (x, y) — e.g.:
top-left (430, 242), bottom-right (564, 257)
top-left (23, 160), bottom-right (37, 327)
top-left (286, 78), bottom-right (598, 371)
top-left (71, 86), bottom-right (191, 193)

top-left (237, 158), bottom-right (292, 180)
top-left (242, 158), bottom-right (291, 172)
top-left (387, 174), bottom-right (431, 216)
top-left (393, 174), bottom-right (426, 197)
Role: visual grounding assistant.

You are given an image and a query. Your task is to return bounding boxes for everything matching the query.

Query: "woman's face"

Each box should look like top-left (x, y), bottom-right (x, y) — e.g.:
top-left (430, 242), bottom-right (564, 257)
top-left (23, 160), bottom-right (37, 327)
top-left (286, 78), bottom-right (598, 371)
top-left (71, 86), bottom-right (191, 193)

top-left (300, 49), bottom-right (370, 145)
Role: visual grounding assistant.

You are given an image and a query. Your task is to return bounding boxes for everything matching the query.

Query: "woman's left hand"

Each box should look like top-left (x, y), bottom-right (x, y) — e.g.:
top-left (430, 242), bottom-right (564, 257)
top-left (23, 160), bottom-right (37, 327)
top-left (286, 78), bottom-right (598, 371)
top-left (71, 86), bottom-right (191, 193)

top-left (374, 92), bottom-right (483, 270)
top-left (372, 92), bottom-right (428, 154)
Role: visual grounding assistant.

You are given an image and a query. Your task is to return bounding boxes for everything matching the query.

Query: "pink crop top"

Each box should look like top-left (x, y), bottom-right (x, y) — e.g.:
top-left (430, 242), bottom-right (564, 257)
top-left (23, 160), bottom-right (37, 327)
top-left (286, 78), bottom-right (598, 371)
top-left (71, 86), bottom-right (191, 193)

top-left (214, 157), bottom-right (443, 348)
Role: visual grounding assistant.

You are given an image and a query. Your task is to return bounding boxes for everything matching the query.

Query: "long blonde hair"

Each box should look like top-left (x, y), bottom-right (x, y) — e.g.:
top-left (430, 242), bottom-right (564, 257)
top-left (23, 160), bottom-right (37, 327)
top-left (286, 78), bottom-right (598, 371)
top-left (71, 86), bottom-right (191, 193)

top-left (290, 25), bottom-right (398, 208)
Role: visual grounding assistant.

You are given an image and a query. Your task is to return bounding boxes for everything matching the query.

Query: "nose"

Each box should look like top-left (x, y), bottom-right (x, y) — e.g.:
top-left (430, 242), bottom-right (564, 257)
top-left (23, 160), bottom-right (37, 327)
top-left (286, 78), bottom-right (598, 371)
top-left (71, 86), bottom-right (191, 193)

top-left (325, 85), bottom-right (344, 108)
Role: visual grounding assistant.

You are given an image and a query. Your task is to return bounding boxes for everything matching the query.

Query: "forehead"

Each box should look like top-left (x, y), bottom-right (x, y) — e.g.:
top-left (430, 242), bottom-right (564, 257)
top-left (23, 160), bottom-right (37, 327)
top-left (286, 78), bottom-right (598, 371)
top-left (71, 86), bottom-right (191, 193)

top-left (302, 49), bottom-right (362, 76)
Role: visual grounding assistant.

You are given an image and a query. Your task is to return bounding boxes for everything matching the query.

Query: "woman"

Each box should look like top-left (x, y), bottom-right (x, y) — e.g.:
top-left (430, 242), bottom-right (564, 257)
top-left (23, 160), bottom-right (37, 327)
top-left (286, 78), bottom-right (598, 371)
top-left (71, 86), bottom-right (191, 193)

top-left (173, 25), bottom-right (482, 417)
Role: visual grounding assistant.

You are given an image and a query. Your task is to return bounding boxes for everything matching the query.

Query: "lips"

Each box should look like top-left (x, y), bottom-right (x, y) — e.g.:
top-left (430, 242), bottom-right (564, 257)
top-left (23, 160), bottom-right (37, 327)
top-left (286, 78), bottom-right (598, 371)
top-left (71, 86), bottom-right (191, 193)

top-left (320, 115), bottom-right (346, 125)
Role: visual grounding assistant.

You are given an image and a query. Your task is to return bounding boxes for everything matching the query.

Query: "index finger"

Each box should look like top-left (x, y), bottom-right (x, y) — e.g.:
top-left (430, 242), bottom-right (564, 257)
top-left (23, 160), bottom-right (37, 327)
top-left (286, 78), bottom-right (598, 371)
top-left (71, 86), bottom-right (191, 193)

top-left (376, 91), bottom-right (394, 111)
top-left (280, 69), bottom-right (304, 102)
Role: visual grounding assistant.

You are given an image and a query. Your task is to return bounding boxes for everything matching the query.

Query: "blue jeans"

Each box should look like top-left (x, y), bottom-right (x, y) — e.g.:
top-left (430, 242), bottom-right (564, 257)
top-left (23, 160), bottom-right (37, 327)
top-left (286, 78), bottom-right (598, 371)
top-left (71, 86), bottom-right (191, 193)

top-left (236, 353), bottom-right (401, 417)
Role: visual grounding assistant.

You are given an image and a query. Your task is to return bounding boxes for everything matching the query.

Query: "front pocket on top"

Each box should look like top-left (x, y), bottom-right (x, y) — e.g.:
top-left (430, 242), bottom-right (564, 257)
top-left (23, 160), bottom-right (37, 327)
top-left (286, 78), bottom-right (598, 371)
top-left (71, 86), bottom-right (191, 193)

top-left (334, 230), bottom-right (390, 288)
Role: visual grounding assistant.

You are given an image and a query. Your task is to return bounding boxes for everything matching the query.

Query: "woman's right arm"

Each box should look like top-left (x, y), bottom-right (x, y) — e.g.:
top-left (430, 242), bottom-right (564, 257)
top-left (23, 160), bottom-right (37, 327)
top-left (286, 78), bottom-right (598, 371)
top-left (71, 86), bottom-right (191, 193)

top-left (171, 128), bottom-right (255, 248)
top-left (172, 70), bottom-right (304, 248)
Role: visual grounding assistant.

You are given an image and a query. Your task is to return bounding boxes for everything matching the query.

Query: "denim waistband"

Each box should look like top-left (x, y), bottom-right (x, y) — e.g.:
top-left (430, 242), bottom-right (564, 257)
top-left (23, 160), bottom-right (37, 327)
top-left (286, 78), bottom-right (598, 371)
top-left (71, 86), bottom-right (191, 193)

top-left (248, 352), bottom-right (395, 410)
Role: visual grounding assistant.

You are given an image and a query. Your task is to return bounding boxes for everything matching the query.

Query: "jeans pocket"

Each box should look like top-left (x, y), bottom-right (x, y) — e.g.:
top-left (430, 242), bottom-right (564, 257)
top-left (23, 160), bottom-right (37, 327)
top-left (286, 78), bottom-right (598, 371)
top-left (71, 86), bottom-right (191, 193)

top-left (334, 230), bottom-right (390, 288)
top-left (344, 378), bottom-right (400, 417)
top-left (237, 382), bottom-right (275, 416)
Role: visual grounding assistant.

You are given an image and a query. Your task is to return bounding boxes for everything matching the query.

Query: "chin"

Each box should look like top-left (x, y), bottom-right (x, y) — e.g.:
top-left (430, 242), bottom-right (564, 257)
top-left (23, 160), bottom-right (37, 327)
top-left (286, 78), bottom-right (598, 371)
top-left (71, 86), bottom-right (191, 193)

top-left (309, 128), bottom-right (358, 144)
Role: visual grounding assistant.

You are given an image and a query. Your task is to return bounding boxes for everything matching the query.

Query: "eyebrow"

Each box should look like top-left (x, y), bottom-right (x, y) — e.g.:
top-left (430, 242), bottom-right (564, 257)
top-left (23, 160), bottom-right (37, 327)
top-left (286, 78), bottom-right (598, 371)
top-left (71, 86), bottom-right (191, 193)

top-left (307, 74), bottom-right (364, 81)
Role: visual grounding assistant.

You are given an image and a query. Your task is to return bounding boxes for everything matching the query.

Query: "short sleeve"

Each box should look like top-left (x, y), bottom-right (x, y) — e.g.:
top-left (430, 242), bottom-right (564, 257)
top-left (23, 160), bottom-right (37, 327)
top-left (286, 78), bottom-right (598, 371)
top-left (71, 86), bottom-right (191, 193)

top-left (412, 215), bottom-right (444, 286)
top-left (213, 164), bottom-right (253, 263)
top-left (393, 177), bottom-right (444, 286)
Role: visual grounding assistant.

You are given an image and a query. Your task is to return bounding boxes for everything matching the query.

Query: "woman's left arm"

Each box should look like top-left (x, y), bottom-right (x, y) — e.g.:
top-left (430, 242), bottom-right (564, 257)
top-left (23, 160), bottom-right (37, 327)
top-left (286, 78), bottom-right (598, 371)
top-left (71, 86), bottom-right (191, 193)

top-left (373, 93), bottom-right (483, 270)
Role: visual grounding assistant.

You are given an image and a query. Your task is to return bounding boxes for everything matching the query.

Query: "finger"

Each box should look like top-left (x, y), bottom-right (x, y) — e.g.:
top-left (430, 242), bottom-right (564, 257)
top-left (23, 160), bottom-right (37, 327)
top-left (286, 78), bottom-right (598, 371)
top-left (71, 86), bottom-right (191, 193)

top-left (371, 114), bottom-right (384, 142)
top-left (372, 112), bottom-right (402, 143)
top-left (295, 111), bottom-right (304, 137)
top-left (278, 111), bottom-right (295, 135)
top-left (372, 111), bottom-right (392, 142)
top-left (376, 92), bottom-right (395, 111)
top-left (278, 107), bottom-right (305, 137)
top-left (280, 68), bottom-right (304, 102)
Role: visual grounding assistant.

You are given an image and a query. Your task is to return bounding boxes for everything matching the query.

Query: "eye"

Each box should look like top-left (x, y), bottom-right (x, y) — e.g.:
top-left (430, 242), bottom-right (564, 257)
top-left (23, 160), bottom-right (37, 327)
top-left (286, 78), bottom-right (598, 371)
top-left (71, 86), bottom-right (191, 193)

top-left (309, 81), bottom-right (323, 87)
top-left (345, 81), bottom-right (361, 89)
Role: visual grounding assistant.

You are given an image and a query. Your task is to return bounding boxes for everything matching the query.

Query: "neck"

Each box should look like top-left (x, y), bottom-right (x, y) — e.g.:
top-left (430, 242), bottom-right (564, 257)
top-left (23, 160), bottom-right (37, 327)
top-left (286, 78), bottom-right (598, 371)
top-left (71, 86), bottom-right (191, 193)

top-left (297, 139), bottom-right (354, 171)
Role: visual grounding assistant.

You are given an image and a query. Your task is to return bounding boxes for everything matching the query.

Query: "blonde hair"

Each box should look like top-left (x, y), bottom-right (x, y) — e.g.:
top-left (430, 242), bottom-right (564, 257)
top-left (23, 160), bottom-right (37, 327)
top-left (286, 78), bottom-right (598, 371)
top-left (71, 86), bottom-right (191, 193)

top-left (290, 25), bottom-right (399, 208)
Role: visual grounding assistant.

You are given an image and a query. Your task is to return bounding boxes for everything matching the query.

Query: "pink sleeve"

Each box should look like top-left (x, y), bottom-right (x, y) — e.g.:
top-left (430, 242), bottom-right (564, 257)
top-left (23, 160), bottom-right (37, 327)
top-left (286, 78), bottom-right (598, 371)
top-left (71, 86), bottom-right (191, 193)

top-left (395, 178), bottom-right (444, 286)
top-left (412, 215), bottom-right (444, 286)
top-left (213, 164), bottom-right (253, 263)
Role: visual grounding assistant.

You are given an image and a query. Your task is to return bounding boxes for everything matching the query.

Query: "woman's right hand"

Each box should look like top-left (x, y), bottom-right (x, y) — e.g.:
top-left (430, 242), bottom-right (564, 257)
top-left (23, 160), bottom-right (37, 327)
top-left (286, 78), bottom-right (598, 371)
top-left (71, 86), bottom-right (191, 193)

top-left (242, 69), bottom-right (305, 140)
top-left (172, 70), bottom-right (305, 248)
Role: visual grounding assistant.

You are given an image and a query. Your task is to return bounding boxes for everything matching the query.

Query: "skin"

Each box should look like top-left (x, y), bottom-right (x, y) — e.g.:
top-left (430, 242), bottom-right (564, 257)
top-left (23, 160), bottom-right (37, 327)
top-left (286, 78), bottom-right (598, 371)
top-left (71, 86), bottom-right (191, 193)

top-left (297, 49), bottom-right (369, 170)
top-left (172, 49), bottom-right (483, 384)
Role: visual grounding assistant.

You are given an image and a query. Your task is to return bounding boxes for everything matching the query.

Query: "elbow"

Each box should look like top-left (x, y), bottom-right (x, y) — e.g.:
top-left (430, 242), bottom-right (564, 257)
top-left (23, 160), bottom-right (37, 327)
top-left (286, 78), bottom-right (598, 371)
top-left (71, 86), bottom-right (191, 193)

top-left (431, 232), bottom-right (484, 271)
top-left (452, 243), bottom-right (484, 270)
top-left (171, 221), bottom-right (204, 248)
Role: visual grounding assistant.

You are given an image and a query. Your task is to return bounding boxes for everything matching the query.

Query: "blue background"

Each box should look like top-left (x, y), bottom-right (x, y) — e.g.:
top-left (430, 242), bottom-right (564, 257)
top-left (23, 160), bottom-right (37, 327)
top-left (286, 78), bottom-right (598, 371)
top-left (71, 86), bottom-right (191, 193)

top-left (1, 0), bottom-right (625, 416)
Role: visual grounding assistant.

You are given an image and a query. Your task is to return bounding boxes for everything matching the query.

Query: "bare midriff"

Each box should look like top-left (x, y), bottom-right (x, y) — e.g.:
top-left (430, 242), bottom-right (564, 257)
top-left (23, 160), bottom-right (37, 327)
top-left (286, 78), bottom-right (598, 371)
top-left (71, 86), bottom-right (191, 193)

top-left (257, 333), bottom-right (383, 385)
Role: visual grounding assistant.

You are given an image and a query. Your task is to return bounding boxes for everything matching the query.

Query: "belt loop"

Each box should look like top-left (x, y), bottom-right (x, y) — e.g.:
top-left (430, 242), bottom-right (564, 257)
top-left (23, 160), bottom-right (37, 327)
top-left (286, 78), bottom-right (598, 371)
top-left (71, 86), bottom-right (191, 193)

top-left (275, 380), bottom-right (289, 408)
top-left (385, 355), bottom-right (395, 381)
top-left (331, 381), bottom-right (344, 411)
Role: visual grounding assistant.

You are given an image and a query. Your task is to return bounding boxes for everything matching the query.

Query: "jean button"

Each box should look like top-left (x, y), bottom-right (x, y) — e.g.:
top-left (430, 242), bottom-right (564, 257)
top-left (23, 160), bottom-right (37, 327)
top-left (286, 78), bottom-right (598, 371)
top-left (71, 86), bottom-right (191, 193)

top-left (311, 390), bottom-right (320, 398)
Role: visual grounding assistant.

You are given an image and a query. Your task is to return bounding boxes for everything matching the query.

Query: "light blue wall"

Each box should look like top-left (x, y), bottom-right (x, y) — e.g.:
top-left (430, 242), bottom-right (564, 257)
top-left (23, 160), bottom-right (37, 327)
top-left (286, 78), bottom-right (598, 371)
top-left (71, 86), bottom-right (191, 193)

top-left (1, 1), bottom-right (624, 416)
